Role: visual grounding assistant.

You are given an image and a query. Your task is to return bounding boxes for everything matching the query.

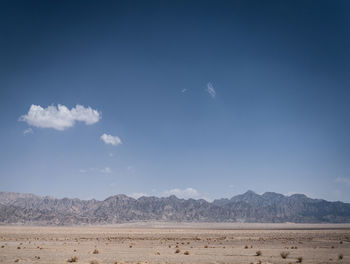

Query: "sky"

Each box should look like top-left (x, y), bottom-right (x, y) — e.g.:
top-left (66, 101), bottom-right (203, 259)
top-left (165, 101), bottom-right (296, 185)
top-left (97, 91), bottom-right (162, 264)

top-left (0, 0), bottom-right (350, 202)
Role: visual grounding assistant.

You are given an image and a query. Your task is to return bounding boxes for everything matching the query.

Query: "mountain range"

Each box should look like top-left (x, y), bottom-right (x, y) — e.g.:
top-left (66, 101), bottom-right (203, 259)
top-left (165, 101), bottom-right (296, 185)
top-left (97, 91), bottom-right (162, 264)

top-left (1, 191), bottom-right (350, 225)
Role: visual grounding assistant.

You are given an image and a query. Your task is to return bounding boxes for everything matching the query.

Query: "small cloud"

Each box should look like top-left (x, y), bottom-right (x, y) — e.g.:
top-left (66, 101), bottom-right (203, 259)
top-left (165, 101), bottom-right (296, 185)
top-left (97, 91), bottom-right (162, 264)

top-left (109, 153), bottom-right (114, 157)
top-left (162, 187), bottom-right (201, 199)
top-left (101, 167), bottom-right (112, 174)
top-left (23, 128), bottom-right (33, 135)
top-left (19, 104), bottom-right (101, 130)
top-left (206, 82), bottom-right (216, 98)
top-left (181, 88), bottom-right (187, 93)
top-left (130, 192), bottom-right (148, 199)
top-left (335, 177), bottom-right (350, 187)
top-left (101, 133), bottom-right (122, 146)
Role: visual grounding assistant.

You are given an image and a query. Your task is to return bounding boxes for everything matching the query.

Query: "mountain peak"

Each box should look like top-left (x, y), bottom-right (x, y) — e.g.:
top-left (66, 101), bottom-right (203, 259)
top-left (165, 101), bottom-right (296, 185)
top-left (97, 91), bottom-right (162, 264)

top-left (1, 191), bottom-right (350, 224)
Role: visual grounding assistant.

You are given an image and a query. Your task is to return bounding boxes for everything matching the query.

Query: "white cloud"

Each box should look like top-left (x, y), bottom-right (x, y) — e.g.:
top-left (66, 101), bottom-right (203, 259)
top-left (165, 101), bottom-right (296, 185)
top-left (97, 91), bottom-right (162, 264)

top-left (19, 104), bottom-right (101, 131)
top-left (335, 177), bottom-right (350, 187)
top-left (162, 187), bottom-right (201, 199)
top-left (181, 88), bottom-right (187, 93)
top-left (101, 133), bottom-right (122, 146)
top-left (130, 192), bottom-right (148, 199)
top-left (206, 82), bottom-right (216, 98)
top-left (101, 167), bottom-right (112, 174)
top-left (23, 128), bottom-right (33, 135)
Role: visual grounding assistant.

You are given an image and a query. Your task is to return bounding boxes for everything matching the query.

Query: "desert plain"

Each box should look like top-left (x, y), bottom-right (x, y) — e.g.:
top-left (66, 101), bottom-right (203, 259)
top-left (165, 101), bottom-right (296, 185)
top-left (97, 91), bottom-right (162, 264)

top-left (0, 223), bottom-right (349, 264)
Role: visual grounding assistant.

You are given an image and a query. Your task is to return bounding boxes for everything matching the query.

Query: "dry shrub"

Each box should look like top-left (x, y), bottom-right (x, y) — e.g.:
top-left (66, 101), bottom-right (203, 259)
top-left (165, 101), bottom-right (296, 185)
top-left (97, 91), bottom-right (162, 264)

top-left (339, 254), bottom-right (344, 260)
top-left (204, 245), bottom-right (208, 248)
top-left (184, 251), bottom-right (190, 255)
top-left (244, 245), bottom-right (249, 249)
top-left (280, 251), bottom-right (290, 259)
top-left (92, 249), bottom-right (99, 254)
top-left (256, 250), bottom-right (262, 256)
top-left (14, 260), bottom-right (19, 263)
top-left (67, 256), bottom-right (78, 262)
top-left (175, 249), bottom-right (180, 254)
top-left (90, 261), bottom-right (99, 264)
top-left (297, 256), bottom-right (303, 263)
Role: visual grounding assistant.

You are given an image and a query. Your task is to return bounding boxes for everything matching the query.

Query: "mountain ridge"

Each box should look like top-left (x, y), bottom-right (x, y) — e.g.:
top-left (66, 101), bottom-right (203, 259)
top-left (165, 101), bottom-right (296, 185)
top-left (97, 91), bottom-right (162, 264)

top-left (1, 191), bottom-right (350, 225)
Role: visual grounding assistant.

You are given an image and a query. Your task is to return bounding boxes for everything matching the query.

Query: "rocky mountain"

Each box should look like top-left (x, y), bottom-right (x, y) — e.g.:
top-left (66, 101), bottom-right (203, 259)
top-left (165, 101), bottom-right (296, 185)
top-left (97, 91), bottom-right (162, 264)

top-left (0, 191), bottom-right (349, 225)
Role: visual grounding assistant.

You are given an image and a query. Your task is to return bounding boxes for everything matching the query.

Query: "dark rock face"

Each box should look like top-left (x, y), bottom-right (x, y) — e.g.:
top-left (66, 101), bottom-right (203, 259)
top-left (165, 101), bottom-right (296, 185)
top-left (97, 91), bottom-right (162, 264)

top-left (0, 191), bottom-right (349, 225)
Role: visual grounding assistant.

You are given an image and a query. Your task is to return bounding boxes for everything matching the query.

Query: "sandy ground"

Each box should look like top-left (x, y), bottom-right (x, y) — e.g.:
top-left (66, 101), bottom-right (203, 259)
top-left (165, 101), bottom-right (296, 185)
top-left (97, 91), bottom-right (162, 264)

top-left (0, 223), bottom-right (349, 264)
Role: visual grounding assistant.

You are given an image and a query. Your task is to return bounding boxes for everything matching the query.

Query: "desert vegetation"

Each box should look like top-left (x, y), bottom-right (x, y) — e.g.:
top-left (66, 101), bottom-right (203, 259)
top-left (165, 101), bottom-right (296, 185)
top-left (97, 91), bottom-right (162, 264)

top-left (0, 225), bottom-right (348, 264)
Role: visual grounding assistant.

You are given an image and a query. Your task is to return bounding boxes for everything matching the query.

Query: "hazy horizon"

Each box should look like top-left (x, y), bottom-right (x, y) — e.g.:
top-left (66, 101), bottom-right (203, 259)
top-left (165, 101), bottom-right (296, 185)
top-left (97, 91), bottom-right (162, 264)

top-left (1, 0), bottom-right (349, 203)
top-left (1, 189), bottom-right (348, 204)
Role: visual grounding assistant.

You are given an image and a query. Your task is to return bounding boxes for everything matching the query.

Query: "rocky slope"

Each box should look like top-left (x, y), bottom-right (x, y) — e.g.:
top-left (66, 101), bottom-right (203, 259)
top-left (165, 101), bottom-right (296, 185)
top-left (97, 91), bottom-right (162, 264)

top-left (0, 191), bottom-right (349, 225)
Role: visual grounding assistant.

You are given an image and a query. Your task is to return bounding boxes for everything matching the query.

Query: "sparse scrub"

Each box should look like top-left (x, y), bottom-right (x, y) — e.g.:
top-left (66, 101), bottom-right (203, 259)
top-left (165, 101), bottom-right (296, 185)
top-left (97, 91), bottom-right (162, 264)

top-left (92, 249), bottom-right (99, 254)
top-left (339, 254), bottom-right (344, 260)
top-left (184, 250), bottom-right (190, 255)
top-left (204, 245), bottom-right (208, 248)
top-left (280, 251), bottom-right (290, 259)
top-left (67, 256), bottom-right (78, 262)
top-left (90, 261), bottom-right (99, 264)
top-left (297, 256), bottom-right (303, 263)
top-left (175, 249), bottom-right (180, 253)
top-left (256, 250), bottom-right (262, 256)
top-left (244, 245), bottom-right (249, 249)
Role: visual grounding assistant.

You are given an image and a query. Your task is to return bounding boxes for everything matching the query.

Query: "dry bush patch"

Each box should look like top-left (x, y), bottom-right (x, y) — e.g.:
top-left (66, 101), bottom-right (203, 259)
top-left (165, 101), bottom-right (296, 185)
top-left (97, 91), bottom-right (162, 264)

top-left (175, 249), bottom-right (180, 253)
top-left (184, 251), bottom-right (190, 255)
top-left (92, 249), bottom-right (99, 254)
top-left (280, 251), bottom-right (290, 259)
top-left (256, 250), bottom-right (262, 256)
top-left (67, 256), bottom-right (78, 262)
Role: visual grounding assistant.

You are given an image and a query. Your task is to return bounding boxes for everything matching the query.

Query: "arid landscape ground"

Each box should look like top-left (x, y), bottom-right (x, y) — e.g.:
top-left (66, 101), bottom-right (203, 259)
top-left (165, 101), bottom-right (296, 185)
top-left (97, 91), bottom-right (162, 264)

top-left (0, 223), bottom-right (349, 264)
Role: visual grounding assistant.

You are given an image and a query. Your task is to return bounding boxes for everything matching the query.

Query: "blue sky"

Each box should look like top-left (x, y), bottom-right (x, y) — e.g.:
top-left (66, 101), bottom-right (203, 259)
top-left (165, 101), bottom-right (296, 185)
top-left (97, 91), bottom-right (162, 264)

top-left (1, 0), bottom-right (350, 202)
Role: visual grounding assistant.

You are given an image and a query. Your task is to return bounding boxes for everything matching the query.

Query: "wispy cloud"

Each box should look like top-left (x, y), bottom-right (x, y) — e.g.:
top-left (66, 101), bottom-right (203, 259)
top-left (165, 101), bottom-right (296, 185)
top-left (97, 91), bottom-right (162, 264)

top-left (23, 128), bottom-right (33, 135)
top-left (101, 133), bottom-right (122, 146)
top-left (206, 82), bottom-right (216, 98)
top-left (19, 104), bottom-right (101, 131)
top-left (162, 187), bottom-right (201, 199)
top-left (181, 88), bottom-right (187, 93)
top-left (101, 167), bottom-right (112, 174)
top-left (130, 192), bottom-right (148, 199)
top-left (335, 177), bottom-right (350, 187)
